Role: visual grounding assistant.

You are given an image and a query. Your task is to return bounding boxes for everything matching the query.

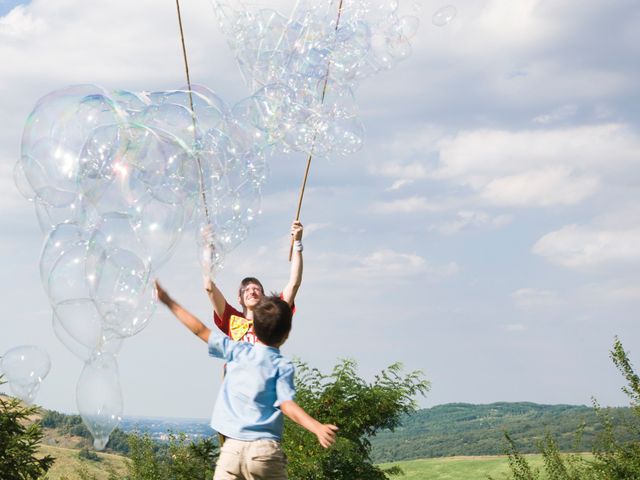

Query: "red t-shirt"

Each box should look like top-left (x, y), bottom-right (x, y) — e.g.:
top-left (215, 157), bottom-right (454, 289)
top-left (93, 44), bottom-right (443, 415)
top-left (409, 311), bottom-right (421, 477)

top-left (214, 302), bottom-right (257, 344)
top-left (213, 296), bottom-right (295, 345)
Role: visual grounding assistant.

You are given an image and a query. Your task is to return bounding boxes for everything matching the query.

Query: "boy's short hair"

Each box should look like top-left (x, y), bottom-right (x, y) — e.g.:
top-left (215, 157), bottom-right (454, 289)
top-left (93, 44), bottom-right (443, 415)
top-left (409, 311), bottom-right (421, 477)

top-left (238, 277), bottom-right (265, 297)
top-left (253, 296), bottom-right (292, 347)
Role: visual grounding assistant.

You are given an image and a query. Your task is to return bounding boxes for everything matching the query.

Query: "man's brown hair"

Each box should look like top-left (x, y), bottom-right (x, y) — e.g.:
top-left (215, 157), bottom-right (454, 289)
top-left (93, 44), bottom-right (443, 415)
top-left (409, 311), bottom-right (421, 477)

top-left (238, 277), bottom-right (265, 297)
top-left (253, 296), bottom-right (292, 347)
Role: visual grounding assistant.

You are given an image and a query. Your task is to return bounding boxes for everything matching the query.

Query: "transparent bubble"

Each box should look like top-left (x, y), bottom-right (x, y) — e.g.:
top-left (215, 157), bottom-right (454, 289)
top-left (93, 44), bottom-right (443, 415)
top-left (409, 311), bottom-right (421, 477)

top-left (53, 299), bottom-right (125, 358)
top-left (47, 241), bottom-right (94, 305)
top-left (92, 248), bottom-right (155, 338)
top-left (397, 15), bottom-right (420, 38)
top-left (132, 195), bottom-right (186, 269)
top-left (126, 126), bottom-right (198, 207)
top-left (13, 157), bottom-right (35, 201)
top-left (21, 89), bottom-right (125, 208)
top-left (432, 5), bottom-right (457, 26)
top-left (90, 212), bottom-right (148, 266)
top-left (76, 353), bottom-right (123, 450)
top-left (1, 345), bottom-right (51, 404)
top-left (34, 196), bottom-right (94, 235)
top-left (40, 222), bottom-right (86, 288)
top-left (52, 312), bottom-right (123, 361)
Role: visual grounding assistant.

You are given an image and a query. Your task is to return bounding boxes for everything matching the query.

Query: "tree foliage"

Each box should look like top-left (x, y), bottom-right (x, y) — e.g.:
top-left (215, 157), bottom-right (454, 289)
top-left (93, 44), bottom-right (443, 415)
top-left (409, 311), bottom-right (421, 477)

top-left (0, 375), bottom-right (55, 480)
top-left (126, 432), bottom-right (217, 480)
top-left (282, 359), bottom-right (430, 479)
top-left (500, 337), bottom-right (640, 480)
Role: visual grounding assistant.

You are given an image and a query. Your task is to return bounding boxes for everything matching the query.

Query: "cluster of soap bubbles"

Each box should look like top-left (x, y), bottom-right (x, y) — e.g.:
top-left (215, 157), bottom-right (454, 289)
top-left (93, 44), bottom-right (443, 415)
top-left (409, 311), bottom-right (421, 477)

top-left (1, 346), bottom-right (51, 404)
top-left (14, 0), bottom-right (430, 451)
top-left (214, 0), bottom-right (421, 157)
top-left (14, 84), bottom-right (268, 449)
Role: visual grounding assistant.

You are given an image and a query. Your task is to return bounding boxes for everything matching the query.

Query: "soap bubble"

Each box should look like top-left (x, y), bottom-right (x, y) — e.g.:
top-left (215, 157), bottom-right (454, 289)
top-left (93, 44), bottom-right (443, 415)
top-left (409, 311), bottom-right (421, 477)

top-left (40, 222), bottom-right (86, 287)
top-left (1, 346), bottom-right (51, 404)
top-left (432, 5), bottom-right (457, 26)
top-left (91, 248), bottom-right (155, 338)
top-left (77, 353), bottom-right (123, 450)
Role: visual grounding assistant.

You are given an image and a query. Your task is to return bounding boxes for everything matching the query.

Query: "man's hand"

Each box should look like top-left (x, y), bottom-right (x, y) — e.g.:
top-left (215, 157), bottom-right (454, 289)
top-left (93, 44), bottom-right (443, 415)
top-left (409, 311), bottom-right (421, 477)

top-left (314, 424), bottom-right (338, 448)
top-left (291, 220), bottom-right (303, 242)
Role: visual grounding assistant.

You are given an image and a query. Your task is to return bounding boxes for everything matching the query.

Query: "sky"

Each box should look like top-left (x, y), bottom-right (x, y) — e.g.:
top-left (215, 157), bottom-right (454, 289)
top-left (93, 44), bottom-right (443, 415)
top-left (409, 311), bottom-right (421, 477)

top-left (1, 0), bottom-right (639, 420)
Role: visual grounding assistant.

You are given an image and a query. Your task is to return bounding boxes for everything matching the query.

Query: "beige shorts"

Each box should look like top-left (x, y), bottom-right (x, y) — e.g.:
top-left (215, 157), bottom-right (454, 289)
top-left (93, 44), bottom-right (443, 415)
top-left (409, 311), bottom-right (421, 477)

top-left (213, 438), bottom-right (288, 480)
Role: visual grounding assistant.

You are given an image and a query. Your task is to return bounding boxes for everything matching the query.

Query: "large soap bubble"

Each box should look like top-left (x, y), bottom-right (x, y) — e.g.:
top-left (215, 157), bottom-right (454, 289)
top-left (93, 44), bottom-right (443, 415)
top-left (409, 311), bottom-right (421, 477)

top-left (1, 346), bottom-right (51, 404)
top-left (76, 353), bottom-right (123, 450)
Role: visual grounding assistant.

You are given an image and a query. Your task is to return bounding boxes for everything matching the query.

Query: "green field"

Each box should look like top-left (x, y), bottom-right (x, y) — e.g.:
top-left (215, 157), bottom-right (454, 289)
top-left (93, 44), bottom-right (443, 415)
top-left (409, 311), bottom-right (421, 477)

top-left (379, 454), bottom-right (547, 480)
top-left (40, 445), bottom-right (128, 480)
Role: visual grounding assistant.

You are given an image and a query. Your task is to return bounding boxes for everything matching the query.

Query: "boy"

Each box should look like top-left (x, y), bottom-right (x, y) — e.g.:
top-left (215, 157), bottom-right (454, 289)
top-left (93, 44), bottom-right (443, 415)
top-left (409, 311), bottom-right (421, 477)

top-left (155, 283), bottom-right (337, 479)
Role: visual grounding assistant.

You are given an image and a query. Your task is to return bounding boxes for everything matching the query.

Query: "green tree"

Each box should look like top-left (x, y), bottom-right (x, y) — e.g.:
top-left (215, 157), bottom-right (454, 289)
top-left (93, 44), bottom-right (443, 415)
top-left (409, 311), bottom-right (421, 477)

top-left (282, 359), bottom-right (430, 479)
top-left (126, 432), bottom-right (217, 480)
top-left (501, 338), bottom-right (640, 480)
top-left (0, 374), bottom-right (55, 480)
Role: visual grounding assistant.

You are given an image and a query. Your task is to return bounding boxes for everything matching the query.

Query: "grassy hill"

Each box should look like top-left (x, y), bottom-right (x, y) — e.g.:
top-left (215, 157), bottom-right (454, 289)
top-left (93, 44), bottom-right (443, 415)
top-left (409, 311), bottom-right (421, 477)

top-left (371, 402), bottom-right (632, 462)
top-left (39, 444), bottom-right (128, 480)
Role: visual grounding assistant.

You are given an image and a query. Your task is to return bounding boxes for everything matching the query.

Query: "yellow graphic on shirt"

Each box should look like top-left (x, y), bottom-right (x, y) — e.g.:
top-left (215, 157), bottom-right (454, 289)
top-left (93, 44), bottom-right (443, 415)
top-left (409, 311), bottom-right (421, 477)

top-left (229, 315), bottom-right (253, 341)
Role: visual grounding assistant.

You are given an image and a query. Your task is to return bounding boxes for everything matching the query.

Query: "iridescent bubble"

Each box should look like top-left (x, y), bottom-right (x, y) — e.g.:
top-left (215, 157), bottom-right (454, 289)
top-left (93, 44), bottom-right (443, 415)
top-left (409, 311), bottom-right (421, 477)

top-left (432, 5), bottom-right (457, 27)
top-left (76, 353), bottom-right (123, 450)
top-left (47, 241), bottom-right (94, 305)
top-left (1, 346), bottom-right (51, 404)
top-left (40, 222), bottom-right (85, 287)
top-left (91, 248), bottom-right (155, 338)
top-left (13, 157), bottom-right (35, 201)
top-left (132, 195), bottom-right (187, 269)
top-left (397, 15), bottom-right (420, 38)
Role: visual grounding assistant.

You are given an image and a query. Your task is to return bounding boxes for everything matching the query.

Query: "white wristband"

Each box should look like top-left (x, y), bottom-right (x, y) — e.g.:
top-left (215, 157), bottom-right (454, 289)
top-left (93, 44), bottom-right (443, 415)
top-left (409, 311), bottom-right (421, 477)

top-left (294, 240), bottom-right (303, 252)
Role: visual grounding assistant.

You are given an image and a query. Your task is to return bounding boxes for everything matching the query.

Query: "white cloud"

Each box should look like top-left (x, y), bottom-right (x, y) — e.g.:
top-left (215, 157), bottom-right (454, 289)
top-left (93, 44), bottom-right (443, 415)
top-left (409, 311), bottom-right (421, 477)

top-left (533, 224), bottom-right (640, 270)
top-left (386, 179), bottom-right (414, 191)
top-left (437, 124), bottom-right (639, 178)
top-left (511, 288), bottom-right (561, 309)
top-left (479, 168), bottom-right (599, 207)
top-left (347, 249), bottom-right (459, 280)
top-left (370, 196), bottom-right (442, 214)
top-left (435, 210), bottom-right (512, 235)
top-left (369, 162), bottom-right (429, 179)
top-left (0, 5), bottom-right (44, 37)
top-left (532, 104), bottom-right (578, 125)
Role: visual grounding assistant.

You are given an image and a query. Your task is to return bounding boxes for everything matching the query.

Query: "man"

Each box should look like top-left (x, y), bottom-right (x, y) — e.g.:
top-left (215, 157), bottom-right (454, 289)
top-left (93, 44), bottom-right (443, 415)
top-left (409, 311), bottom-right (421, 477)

top-left (205, 220), bottom-right (303, 344)
top-left (158, 220), bottom-right (304, 343)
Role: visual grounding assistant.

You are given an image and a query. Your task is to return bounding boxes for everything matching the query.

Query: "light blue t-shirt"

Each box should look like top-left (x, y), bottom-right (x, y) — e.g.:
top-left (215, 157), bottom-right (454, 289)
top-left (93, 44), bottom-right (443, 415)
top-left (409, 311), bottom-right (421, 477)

top-left (207, 329), bottom-right (296, 441)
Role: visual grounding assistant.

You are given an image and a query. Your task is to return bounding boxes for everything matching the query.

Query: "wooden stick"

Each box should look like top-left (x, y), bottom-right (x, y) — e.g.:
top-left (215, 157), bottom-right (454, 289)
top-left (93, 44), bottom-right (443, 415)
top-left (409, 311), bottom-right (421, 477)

top-left (289, 0), bottom-right (345, 261)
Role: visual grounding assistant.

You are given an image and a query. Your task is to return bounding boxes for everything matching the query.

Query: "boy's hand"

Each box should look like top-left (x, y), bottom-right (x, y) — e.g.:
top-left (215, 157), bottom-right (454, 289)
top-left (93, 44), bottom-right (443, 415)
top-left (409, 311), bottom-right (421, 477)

top-left (154, 280), bottom-right (172, 306)
top-left (291, 220), bottom-right (303, 242)
top-left (315, 424), bottom-right (338, 448)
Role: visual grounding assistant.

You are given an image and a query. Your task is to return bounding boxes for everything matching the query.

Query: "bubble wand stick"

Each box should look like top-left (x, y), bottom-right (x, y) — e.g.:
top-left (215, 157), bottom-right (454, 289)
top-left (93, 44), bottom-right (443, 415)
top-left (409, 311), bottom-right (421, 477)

top-left (288, 0), bottom-right (345, 261)
top-left (175, 0), bottom-right (213, 228)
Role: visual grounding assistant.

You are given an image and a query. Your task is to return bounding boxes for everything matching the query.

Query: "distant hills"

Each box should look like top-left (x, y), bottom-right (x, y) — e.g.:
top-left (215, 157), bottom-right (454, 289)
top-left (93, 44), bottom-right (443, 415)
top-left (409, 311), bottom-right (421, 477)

top-left (31, 400), bottom-right (633, 464)
top-left (370, 402), bottom-right (632, 463)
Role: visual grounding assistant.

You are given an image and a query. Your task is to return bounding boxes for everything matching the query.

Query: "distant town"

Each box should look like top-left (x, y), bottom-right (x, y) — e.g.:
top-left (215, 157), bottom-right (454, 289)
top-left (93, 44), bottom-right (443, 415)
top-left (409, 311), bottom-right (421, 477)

top-left (119, 416), bottom-right (214, 442)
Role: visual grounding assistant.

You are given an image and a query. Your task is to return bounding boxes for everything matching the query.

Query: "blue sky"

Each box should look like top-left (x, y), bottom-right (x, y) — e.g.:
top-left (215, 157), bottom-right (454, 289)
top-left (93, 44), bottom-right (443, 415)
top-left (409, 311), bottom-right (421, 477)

top-left (1, 0), bottom-right (639, 419)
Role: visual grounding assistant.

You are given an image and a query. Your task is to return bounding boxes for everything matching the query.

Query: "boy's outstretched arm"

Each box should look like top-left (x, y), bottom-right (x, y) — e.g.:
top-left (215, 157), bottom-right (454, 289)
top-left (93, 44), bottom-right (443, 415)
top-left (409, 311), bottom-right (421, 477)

top-left (155, 281), bottom-right (211, 343)
top-left (282, 220), bottom-right (304, 306)
top-left (280, 400), bottom-right (337, 448)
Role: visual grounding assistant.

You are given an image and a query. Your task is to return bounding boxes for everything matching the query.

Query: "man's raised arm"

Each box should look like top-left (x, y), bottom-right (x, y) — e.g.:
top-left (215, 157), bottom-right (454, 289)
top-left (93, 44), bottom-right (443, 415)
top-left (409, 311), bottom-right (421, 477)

top-left (200, 226), bottom-right (228, 318)
top-left (282, 220), bottom-right (304, 306)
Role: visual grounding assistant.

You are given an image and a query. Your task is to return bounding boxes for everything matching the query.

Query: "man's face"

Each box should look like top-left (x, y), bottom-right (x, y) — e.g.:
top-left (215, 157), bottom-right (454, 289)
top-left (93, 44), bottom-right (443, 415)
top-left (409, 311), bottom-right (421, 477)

top-left (239, 283), bottom-right (263, 309)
